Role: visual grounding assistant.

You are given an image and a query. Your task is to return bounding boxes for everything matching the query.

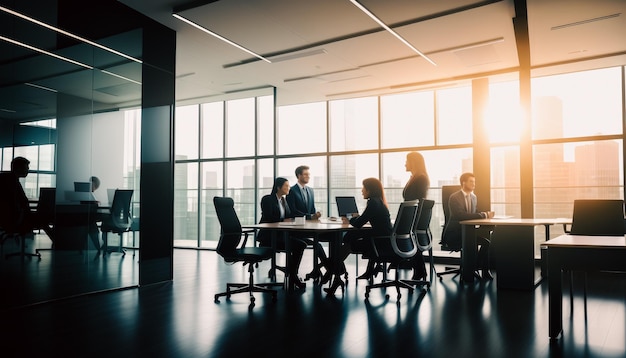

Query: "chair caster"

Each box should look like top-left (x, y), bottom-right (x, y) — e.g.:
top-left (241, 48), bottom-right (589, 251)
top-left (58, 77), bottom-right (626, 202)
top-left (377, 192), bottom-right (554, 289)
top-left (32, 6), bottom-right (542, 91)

top-left (214, 295), bottom-right (220, 303)
top-left (385, 294), bottom-right (390, 300)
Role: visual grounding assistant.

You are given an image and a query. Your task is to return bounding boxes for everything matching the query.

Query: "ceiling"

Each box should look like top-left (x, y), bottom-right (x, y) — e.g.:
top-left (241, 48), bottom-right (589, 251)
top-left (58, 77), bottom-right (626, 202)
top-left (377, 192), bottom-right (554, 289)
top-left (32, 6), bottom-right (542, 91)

top-left (1, 0), bottom-right (625, 125)
top-left (120, 0), bottom-right (626, 106)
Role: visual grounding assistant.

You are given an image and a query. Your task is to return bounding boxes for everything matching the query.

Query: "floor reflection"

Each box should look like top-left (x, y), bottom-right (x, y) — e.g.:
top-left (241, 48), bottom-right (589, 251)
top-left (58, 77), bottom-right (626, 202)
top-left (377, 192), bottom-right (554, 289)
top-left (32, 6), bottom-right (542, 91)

top-left (0, 233), bottom-right (138, 308)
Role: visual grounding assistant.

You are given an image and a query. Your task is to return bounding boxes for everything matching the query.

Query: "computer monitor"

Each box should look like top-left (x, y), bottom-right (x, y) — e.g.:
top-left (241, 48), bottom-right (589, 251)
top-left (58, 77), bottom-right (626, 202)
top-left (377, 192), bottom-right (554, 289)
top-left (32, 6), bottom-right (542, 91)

top-left (74, 181), bottom-right (92, 192)
top-left (336, 196), bottom-right (359, 217)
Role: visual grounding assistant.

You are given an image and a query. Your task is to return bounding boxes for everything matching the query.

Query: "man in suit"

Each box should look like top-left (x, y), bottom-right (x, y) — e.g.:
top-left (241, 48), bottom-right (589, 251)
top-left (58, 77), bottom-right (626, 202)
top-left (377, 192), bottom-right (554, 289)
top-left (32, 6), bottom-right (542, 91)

top-left (442, 172), bottom-right (494, 279)
top-left (287, 165), bottom-right (321, 220)
top-left (286, 165), bottom-right (330, 281)
top-left (0, 157), bottom-right (34, 236)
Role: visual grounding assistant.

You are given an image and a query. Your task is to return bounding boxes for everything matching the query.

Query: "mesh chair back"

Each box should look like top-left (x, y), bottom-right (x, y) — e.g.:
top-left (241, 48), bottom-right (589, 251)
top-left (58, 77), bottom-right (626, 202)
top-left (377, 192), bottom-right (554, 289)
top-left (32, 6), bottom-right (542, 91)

top-left (570, 199), bottom-right (625, 236)
top-left (415, 199), bottom-right (435, 252)
top-left (390, 200), bottom-right (420, 259)
top-left (109, 189), bottom-right (133, 231)
top-left (213, 196), bottom-right (244, 257)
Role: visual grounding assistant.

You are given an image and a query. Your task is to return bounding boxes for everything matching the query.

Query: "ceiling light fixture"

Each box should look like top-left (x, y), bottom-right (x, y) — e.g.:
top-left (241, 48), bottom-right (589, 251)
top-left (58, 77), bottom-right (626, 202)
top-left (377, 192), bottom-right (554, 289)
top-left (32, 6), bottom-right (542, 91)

top-left (172, 13), bottom-right (271, 63)
top-left (348, 0), bottom-right (436, 66)
top-left (0, 35), bottom-right (93, 69)
top-left (551, 13), bottom-right (621, 30)
top-left (101, 70), bottom-right (142, 85)
top-left (25, 83), bottom-right (58, 93)
top-left (0, 5), bottom-right (142, 64)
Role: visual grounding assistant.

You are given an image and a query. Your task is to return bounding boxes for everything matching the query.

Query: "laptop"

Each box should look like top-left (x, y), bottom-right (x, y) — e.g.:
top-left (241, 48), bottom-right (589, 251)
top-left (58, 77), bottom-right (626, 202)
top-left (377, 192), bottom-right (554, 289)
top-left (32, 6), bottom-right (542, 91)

top-left (336, 196), bottom-right (359, 217)
top-left (74, 181), bottom-right (92, 192)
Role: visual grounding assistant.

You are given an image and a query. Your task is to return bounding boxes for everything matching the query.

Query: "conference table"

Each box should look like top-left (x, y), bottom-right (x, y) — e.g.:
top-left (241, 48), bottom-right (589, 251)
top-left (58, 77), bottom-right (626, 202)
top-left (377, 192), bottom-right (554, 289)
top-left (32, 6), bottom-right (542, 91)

top-left (460, 217), bottom-right (571, 289)
top-left (243, 219), bottom-right (369, 291)
top-left (544, 234), bottom-right (626, 339)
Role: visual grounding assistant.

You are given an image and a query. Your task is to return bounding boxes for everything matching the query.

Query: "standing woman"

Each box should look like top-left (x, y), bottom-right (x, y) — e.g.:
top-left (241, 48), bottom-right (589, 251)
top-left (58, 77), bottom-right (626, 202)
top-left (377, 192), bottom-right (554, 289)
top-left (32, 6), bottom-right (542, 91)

top-left (403, 151), bottom-right (430, 281)
top-left (257, 177), bottom-right (308, 290)
top-left (327, 178), bottom-right (392, 295)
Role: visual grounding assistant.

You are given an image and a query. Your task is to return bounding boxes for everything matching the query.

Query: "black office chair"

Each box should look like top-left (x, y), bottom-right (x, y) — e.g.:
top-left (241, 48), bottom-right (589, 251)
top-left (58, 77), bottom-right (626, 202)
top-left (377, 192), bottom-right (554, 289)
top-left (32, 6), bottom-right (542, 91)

top-left (436, 185), bottom-right (462, 279)
top-left (100, 189), bottom-right (134, 256)
top-left (32, 187), bottom-right (56, 255)
top-left (566, 199), bottom-right (625, 312)
top-left (364, 200), bottom-right (430, 301)
top-left (213, 196), bottom-right (281, 305)
top-left (415, 199), bottom-right (436, 283)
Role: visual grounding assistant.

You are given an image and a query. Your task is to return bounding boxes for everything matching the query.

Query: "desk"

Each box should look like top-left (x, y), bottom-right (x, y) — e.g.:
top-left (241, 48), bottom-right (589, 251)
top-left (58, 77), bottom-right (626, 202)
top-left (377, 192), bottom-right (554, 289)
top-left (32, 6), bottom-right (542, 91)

top-left (544, 234), bottom-right (626, 339)
top-left (460, 218), bottom-right (570, 289)
top-left (244, 221), bottom-right (366, 291)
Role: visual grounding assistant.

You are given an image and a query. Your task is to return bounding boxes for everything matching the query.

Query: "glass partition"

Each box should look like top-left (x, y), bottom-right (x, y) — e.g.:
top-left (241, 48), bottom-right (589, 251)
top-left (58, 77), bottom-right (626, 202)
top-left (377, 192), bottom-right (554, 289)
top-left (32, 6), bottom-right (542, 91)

top-left (0, 4), bottom-right (142, 308)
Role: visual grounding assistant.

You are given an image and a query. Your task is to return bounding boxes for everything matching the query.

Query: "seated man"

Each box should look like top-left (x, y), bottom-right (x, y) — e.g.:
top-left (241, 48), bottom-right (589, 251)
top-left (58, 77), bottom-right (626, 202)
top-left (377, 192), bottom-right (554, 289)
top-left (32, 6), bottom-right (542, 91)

top-left (286, 165), bottom-right (331, 281)
top-left (0, 157), bottom-right (37, 252)
top-left (442, 172), bottom-right (494, 279)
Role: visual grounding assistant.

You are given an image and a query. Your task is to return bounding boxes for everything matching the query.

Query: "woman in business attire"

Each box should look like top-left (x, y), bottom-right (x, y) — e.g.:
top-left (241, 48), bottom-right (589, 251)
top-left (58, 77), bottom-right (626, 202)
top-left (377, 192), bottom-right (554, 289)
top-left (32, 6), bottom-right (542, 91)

top-left (326, 178), bottom-right (392, 295)
top-left (403, 151), bottom-right (429, 281)
top-left (257, 177), bottom-right (308, 290)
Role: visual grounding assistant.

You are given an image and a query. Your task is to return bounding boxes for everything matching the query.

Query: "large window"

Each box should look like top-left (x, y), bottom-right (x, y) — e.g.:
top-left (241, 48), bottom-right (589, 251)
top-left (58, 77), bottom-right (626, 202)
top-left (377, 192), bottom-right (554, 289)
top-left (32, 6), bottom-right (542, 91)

top-left (173, 65), bottom-right (626, 257)
top-left (277, 102), bottom-right (327, 155)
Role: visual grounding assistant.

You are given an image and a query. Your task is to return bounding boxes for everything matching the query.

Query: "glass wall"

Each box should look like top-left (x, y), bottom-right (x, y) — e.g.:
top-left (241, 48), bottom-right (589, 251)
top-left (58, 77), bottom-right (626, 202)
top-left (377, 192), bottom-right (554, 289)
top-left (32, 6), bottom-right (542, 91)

top-left (174, 65), bottom-right (626, 257)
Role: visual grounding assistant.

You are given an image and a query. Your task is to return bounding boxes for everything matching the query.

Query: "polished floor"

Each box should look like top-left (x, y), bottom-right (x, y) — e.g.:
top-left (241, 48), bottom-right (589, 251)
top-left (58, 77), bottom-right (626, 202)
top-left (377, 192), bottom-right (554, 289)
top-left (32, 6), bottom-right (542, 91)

top-left (2, 246), bottom-right (626, 357)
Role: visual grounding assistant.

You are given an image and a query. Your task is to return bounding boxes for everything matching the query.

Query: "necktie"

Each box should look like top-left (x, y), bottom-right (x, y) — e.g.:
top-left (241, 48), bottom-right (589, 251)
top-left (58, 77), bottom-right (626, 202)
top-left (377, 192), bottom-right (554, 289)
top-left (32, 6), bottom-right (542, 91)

top-left (280, 197), bottom-right (286, 218)
top-left (465, 194), bottom-right (471, 213)
top-left (302, 187), bottom-right (308, 206)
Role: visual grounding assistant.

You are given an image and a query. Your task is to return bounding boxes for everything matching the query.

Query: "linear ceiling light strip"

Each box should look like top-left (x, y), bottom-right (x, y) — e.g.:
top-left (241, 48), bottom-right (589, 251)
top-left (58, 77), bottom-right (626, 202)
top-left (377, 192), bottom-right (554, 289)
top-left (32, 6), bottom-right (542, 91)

top-left (0, 5), bottom-right (142, 64)
top-left (349, 0), bottom-right (436, 66)
top-left (0, 35), bottom-right (93, 69)
top-left (101, 70), bottom-right (142, 85)
top-left (172, 13), bottom-right (271, 63)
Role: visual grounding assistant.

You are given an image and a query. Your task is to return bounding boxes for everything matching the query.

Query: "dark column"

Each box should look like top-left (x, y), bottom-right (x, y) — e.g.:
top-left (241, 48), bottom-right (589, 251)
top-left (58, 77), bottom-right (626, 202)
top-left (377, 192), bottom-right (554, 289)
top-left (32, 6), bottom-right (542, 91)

top-left (139, 21), bottom-right (176, 285)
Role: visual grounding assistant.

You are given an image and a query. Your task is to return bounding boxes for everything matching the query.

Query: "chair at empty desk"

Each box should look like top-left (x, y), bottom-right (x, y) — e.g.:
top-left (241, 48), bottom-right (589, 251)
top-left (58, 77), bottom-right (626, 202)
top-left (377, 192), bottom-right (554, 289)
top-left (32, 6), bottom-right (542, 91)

top-left (100, 189), bottom-right (134, 256)
top-left (565, 199), bottom-right (625, 311)
top-left (213, 196), bottom-right (281, 305)
top-left (436, 185), bottom-right (462, 279)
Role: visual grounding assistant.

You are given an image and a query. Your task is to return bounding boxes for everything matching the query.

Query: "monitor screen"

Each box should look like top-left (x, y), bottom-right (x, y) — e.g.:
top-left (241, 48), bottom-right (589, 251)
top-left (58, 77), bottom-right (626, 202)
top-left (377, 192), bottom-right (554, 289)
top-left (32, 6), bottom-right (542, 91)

top-left (74, 181), bottom-right (92, 192)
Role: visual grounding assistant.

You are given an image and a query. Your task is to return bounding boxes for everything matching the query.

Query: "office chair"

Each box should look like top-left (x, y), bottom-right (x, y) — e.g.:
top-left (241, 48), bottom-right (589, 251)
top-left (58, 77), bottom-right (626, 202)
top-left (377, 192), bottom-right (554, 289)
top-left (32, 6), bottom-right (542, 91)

top-left (100, 189), bottom-right (134, 256)
top-left (364, 200), bottom-right (430, 302)
top-left (415, 199), bottom-right (436, 283)
top-left (32, 187), bottom-right (56, 255)
top-left (213, 196), bottom-right (281, 305)
top-left (566, 199), bottom-right (625, 312)
top-left (436, 185), bottom-right (462, 279)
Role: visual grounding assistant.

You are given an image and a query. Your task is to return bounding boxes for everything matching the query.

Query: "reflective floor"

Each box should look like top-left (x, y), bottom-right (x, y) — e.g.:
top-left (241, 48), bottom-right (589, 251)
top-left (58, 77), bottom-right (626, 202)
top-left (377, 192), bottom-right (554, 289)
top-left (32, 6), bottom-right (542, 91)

top-left (2, 248), bottom-right (625, 357)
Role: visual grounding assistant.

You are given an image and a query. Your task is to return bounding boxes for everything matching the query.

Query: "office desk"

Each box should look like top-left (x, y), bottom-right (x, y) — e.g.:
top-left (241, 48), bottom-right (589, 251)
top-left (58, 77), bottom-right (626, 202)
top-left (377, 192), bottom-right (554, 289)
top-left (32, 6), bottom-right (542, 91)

top-left (460, 218), bottom-right (570, 289)
top-left (244, 221), bottom-right (366, 291)
top-left (544, 234), bottom-right (626, 339)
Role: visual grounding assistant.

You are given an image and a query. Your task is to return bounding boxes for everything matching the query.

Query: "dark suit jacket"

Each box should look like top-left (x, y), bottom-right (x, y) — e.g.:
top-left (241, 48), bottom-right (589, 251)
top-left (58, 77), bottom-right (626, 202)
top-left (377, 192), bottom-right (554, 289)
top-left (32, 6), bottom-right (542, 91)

top-left (286, 184), bottom-right (316, 219)
top-left (442, 190), bottom-right (484, 249)
top-left (403, 174), bottom-right (429, 201)
top-left (257, 194), bottom-right (293, 244)
top-left (349, 197), bottom-right (392, 237)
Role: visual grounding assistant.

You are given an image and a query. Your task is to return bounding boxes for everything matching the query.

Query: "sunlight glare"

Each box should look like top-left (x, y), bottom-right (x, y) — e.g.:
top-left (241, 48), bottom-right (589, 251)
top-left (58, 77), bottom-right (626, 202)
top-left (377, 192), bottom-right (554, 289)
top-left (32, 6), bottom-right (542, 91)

top-left (485, 102), bottom-right (524, 143)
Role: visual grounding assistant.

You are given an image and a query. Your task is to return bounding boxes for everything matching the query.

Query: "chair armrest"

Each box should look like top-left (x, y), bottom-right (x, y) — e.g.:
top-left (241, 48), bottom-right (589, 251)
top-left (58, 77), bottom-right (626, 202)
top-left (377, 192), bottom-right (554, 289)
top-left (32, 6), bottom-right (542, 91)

top-left (562, 223), bottom-right (571, 233)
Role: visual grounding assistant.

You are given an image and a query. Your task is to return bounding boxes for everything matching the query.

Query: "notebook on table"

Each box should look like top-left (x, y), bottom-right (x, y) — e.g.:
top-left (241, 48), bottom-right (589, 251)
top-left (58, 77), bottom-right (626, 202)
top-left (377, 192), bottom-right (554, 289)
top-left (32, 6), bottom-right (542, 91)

top-left (336, 196), bottom-right (359, 217)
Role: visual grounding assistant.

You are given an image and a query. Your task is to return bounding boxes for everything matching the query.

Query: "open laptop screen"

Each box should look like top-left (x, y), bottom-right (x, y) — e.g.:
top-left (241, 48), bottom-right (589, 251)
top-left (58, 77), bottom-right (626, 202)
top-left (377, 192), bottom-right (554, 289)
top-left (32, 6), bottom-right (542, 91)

top-left (74, 181), bottom-right (92, 192)
top-left (336, 196), bottom-right (359, 217)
